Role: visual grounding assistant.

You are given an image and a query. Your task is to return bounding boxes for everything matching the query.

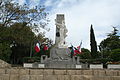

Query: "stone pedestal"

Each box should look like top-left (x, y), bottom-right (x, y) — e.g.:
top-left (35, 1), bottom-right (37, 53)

top-left (42, 47), bottom-right (76, 68)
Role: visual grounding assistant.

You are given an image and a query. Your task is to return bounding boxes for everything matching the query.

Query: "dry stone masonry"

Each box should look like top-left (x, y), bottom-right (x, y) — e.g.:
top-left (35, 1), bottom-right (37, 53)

top-left (0, 68), bottom-right (120, 80)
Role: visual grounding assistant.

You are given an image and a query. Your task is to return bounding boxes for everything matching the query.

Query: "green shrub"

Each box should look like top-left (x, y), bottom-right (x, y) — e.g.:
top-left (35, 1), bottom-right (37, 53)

top-left (110, 49), bottom-right (120, 62)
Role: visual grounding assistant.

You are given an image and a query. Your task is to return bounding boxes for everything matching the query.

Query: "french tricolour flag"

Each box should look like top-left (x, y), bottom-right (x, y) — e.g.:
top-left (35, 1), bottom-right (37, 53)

top-left (77, 41), bottom-right (82, 53)
top-left (34, 43), bottom-right (40, 53)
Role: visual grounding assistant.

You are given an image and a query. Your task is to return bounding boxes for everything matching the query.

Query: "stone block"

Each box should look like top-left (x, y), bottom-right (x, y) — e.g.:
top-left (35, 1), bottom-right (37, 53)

top-left (64, 75), bottom-right (71, 80)
top-left (90, 64), bottom-right (103, 69)
top-left (0, 69), bottom-right (5, 74)
top-left (30, 75), bottom-right (43, 80)
top-left (83, 70), bottom-right (93, 75)
top-left (19, 69), bottom-right (29, 75)
top-left (67, 70), bottom-right (76, 75)
top-left (44, 75), bottom-right (57, 80)
top-left (76, 65), bottom-right (82, 68)
top-left (10, 74), bottom-right (19, 80)
top-left (118, 70), bottom-right (120, 76)
top-left (44, 69), bottom-right (54, 75)
top-left (106, 70), bottom-right (118, 76)
top-left (19, 75), bottom-right (30, 80)
top-left (93, 70), bottom-right (106, 76)
top-left (71, 75), bottom-right (84, 80)
top-left (57, 75), bottom-right (65, 80)
top-left (89, 76), bottom-right (104, 80)
top-left (0, 59), bottom-right (11, 68)
top-left (30, 69), bottom-right (43, 75)
top-left (108, 64), bottom-right (120, 69)
top-left (112, 76), bottom-right (120, 80)
top-left (23, 63), bottom-right (33, 68)
top-left (102, 76), bottom-right (112, 80)
top-left (54, 70), bottom-right (67, 75)
top-left (38, 64), bottom-right (45, 68)
top-left (0, 76), bottom-right (2, 80)
top-left (76, 70), bottom-right (82, 75)
top-left (6, 68), bottom-right (19, 74)
top-left (83, 75), bottom-right (94, 80)
top-left (0, 74), bottom-right (9, 80)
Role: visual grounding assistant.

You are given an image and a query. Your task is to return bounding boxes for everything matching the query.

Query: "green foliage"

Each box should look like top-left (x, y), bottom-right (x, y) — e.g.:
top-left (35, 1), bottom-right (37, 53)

top-left (0, 42), bottom-right (12, 62)
top-left (110, 49), bottom-right (120, 61)
top-left (9, 23), bottom-right (35, 45)
top-left (0, 0), bottom-right (51, 64)
top-left (80, 58), bottom-right (111, 64)
top-left (99, 27), bottom-right (120, 60)
top-left (0, 0), bottom-right (49, 31)
top-left (99, 27), bottom-right (120, 51)
top-left (78, 48), bottom-right (91, 59)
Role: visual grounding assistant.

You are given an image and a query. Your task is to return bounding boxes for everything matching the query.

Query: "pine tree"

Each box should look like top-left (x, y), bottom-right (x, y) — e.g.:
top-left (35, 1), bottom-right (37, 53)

top-left (90, 24), bottom-right (98, 58)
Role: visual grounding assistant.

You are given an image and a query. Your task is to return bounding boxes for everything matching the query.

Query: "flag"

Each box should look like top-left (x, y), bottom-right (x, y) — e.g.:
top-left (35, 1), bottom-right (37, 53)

top-left (74, 41), bottom-right (82, 56)
top-left (43, 44), bottom-right (48, 51)
top-left (77, 41), bottom-right (82, 52)
top-left (34, 43), bottom-right (40, 53)
top-left (74, 47), bottom-right (81, 56)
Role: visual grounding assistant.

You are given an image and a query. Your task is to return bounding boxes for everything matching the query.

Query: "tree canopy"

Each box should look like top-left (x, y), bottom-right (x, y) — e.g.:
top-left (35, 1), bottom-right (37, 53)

top-left (99, 27), bottom-right (120, 60)
top-left (0, 0), bottom-right (52, 64)
top-left (0, 0), bottom-right (49, 29)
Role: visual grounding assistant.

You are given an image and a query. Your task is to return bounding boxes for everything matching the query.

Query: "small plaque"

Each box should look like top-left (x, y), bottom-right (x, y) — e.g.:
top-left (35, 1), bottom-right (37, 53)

top-left (76, 65), bottom-right (82, 68)
top-left (90, 64), bottom-right (103, 69)
top-left (23, 63), bottom-right (33, 68)
top-left (108, 64), bottom-right (120, 69)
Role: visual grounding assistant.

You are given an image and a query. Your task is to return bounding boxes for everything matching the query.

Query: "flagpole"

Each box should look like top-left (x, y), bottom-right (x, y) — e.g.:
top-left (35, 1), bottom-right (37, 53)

top-left (30, 42), bottom-right (32, 58)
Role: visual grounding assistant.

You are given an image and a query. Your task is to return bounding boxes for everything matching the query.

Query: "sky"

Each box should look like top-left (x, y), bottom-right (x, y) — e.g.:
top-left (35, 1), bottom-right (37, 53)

top-left (14, 0), bottom-right (120, 49)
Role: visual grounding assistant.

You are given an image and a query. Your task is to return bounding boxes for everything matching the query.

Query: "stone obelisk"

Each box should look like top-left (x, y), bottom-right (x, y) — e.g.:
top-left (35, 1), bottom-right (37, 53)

top-left (55, 14), bottom-right (68, 48)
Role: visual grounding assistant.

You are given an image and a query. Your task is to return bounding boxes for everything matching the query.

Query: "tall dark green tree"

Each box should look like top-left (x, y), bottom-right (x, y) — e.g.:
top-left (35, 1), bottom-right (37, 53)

top-left (90, 24), bottom-right (98, 58)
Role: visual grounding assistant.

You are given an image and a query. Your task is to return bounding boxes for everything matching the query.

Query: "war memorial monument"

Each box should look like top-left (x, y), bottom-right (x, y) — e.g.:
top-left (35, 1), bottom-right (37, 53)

top-left (40, 14), bottom-right (80, 68)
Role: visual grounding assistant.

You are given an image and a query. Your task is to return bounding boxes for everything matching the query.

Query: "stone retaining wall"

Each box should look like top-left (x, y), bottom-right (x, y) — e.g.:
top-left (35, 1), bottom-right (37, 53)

top-left (0, 59), bottom-right (11, 68)
top-left (0, 68), bottom-right (120, 80)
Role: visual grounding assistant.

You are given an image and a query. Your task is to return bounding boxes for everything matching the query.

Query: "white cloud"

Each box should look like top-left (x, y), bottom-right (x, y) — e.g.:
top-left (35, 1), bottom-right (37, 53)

top-left (18, 0), bottom-right (26, 5)
top-left (13, 0), bottom-right (120, 49)
top-left (44, 0), bottom-right (53, 7)
top-left (46, 0), bottom-right (120, 49)
top-left (28, 0), bottom-right (40, 8)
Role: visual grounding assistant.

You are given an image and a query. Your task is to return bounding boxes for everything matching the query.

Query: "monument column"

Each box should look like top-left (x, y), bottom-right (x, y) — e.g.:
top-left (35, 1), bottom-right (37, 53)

top-left (55, 14), bottom-right (68, 48)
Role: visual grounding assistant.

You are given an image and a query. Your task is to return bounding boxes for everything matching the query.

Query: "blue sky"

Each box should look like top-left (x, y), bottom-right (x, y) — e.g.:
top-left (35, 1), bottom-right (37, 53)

top-left (14, 0), bottom-right (120, 49)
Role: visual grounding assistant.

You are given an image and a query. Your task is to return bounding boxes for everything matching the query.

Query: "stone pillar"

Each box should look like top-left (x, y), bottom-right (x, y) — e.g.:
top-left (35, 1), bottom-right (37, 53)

top-left (45, 56), bottom-right (48, 62)
top-left (77, 56), bottom-right (80, 64)
top-left (72, 56), bottom-right (76, 63)
top-left (55, 14), bottom-right (68, 48)
top-left (41, 56), bottom-right (44, 63)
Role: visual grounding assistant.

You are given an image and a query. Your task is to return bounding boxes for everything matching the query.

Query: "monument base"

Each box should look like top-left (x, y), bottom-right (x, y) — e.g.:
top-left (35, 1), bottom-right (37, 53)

top-left (41, 47), bottom-right (79, 68)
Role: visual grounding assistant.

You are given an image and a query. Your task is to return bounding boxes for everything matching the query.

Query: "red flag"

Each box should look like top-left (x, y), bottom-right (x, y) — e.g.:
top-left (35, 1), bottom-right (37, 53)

top-left (77, 41), bottom-right (82, 53)
top-left (34, 43), bottom-right (40, 53)
top-left (43, 44), bottom-right (48, 51)
top-left (74, 49), bottom-right (81, 56)
top-left (74, 41), bottom-right (82, 56)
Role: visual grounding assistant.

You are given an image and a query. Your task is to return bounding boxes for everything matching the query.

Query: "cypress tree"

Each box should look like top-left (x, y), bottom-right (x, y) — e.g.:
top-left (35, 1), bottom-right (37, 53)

top-left (90, 24), bottom-right (98, 58)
